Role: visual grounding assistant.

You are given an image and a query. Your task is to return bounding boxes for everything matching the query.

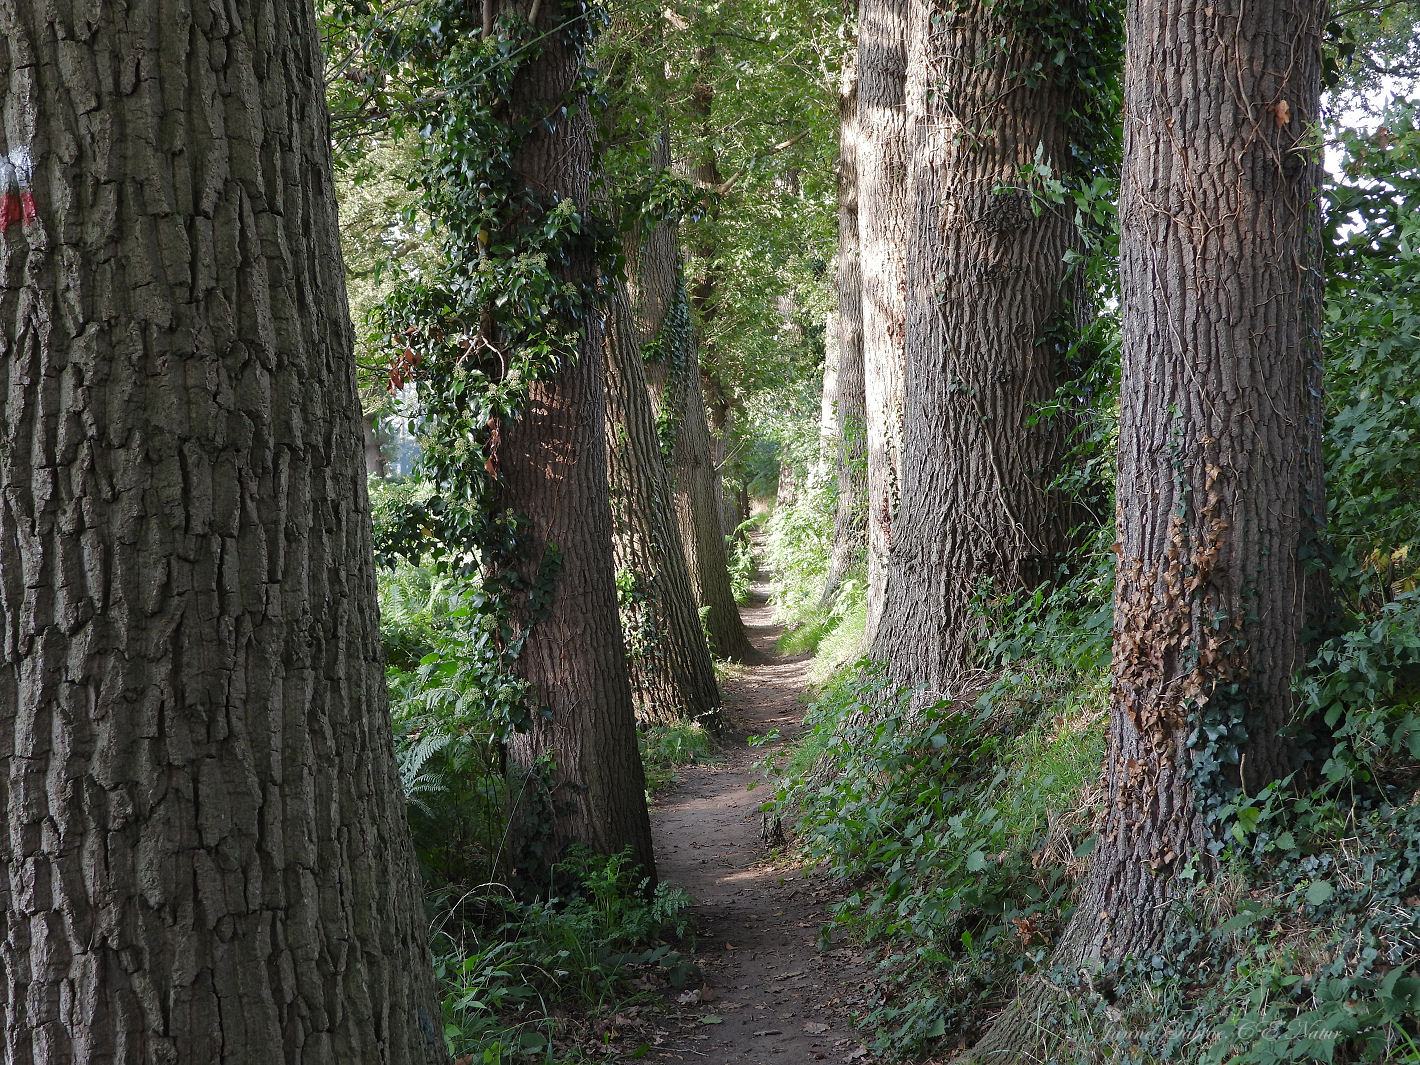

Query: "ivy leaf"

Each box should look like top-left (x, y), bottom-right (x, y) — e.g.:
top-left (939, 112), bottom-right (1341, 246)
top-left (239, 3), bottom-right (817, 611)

top-left (1305, 879), bottom-right (1335, 906)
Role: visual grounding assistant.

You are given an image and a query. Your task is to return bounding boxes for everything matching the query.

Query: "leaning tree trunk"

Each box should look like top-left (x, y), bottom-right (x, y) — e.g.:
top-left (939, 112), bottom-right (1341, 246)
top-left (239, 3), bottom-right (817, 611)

top-left (870, 0), bottom-right (1086, 705)
top-left (604, 279), bottom-right (722, 731)
top-left (0, 4), bottom-right (445, 1062)
top-left (499, 1), bottom-right (655, 880)
top-left (856, 0), bottom-right (910, 646)
top-left (968, 0), bottom-right (1324, 1056)
top-left (820, 31), bottom-right (868, 609)
top-left (629, 132), bottom-right (754, 661)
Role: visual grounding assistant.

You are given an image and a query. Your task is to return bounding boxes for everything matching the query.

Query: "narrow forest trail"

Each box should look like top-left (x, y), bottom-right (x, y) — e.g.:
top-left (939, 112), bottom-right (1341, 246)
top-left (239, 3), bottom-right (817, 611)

top-left (642, 578), bottom-right (882, 1065)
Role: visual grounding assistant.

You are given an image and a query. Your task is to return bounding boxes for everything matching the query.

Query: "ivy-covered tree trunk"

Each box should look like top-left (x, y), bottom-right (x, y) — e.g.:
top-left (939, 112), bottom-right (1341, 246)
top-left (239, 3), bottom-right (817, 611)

top-left (820, 30), bottom-right (868, 609)
top-left (630, 133), bottom-right (754, 662)
top-left (0, 3), bottom-right (446, 1061)
top-left (856, 0), bottom-right (910, 646)
top-left (870, 0), bottom-right (1094, 703)
top-left (604, 278), bottom-right (722, 731)
top-left (970, 0), bottom-right (1324, 1054)
top-left (499, 1), bottom-right (655, 880)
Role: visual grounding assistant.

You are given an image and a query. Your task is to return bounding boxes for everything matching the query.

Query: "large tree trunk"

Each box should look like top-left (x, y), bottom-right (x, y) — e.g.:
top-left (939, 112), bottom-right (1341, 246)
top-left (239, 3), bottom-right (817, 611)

top-left (870, 0), bottom-right (1085, 703)
top-left (856, 0), bottom-right (910, 646)
top-left (629, 132), bottom-right (754, 662)
top-left (499, 1), bottom-right (655, 881)
top-left (820, 32), bottom-right (868, 609)
top-left (604, 279), bottom-right (722, 731)
top-left (969, 0), bottom-right (1324, 1055)
top-left (0, 4), bottom-right (445, 1062)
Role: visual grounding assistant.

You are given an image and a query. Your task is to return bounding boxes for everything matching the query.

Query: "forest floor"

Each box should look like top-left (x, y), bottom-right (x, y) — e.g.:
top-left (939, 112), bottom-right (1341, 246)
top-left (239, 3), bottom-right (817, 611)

top-left (636, 579), bottom-right (883, 1065)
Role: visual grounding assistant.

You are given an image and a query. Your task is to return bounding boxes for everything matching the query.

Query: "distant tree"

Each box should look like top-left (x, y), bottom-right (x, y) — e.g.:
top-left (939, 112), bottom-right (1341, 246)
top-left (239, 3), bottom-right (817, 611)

top-left (604, 274), bottom-right (723, 729)
top-left (0, 2), bottom-right (446, 1060)
top-left (630, 129), bottom-right (755, 661)
top-left (856, 0), bottom-right (910, 644)
top-left (819, 13), bottom-right (868, 610)
top-left (970, 0), bottom-right (1325, 1054)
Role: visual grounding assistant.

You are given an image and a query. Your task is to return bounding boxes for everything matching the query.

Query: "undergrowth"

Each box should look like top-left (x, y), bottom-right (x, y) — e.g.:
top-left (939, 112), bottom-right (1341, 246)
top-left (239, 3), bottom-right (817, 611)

top-left (434, 848), bottom-right (696, 1064)
top-left (373, 481), bottom-right (705, 1063)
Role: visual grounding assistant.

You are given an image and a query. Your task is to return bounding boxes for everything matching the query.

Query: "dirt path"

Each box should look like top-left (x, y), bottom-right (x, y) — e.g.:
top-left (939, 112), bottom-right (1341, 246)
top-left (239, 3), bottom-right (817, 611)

top-left (641, 581), bottom-right (881, 1065)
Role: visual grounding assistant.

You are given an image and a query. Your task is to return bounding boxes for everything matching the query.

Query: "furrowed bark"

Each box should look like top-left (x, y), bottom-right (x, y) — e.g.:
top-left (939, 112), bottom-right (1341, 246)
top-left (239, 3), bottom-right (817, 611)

top-left (604, 278), bottom-right (722, 731)
top-left (856, 0), bottom-right (910, 646)
top-left (871, 0), bottom-right (1085, 704)
top-left (629, 133), bottom-right (754, 662)
top-left (820, 29), bottom-right (868, 610)
top-left (968, 0), bottom-right (1324, 1055)
top-left (499, 0), bottom-right (655, 882)
top-left (0, 3), bottom-right (445, 1061)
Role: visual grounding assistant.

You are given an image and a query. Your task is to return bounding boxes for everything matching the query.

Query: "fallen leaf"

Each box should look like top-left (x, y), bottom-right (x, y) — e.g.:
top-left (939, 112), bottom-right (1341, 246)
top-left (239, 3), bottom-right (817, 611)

top-left (805, 1021), bottom-right (830, 1034)
top-left (700, 1015), bottom-right (723, 1025)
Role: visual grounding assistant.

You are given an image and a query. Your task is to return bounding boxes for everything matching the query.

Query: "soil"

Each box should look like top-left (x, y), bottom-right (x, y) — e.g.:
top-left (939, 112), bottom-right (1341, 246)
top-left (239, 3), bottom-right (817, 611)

top-left (636, 582), bottom-right (883, 1065)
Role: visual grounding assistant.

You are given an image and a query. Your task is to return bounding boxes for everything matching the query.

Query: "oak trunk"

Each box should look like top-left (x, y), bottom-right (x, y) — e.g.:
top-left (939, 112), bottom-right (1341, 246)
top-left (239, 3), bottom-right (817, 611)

top-left (820, 32), bottom-right (869, 610)
top-left (628, 139), bottom-right (753, 662)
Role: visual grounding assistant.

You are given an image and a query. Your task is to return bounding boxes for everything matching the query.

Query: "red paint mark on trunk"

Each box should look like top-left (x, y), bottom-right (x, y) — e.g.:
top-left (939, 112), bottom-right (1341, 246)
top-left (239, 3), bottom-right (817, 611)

top-left (1, 191), bottom-right (36, 232)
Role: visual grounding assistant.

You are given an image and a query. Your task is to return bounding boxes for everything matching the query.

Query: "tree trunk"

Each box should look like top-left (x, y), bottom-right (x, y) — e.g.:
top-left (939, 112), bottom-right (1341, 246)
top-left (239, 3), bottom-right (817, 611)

top-left (969, 0), bottom-right (1324, 1054)
top-left (870, 0), bottom-right (1086, 704)
top-left (856, 0), bottom-right (910, 646)
top-left (820, 34), bottom-right (868, 609)
top-left (604, 279), bottom-right (722, 731)
top-left (499, 1), bottom-right (655, 882)
top-left (0, 4), bottom-right (446, 1062)
top-left (776, 458), bottom-right (801, 513)
top-left (364, 412), bottom-right (389, 479)
top-left (629, 133), bottom-right (754, 662)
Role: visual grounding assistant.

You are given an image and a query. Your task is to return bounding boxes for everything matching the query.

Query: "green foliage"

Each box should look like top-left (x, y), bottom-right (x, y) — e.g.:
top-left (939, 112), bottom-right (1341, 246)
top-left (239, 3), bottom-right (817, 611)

top-left (639, 720), bottom-right (719, 792)
top-left (1323, 103), bottom-right (1420, 612)
top-left (770, 570), bottom-right (1113, 1056)
top-left (1302, 590), bottom-right (1420, 785)
top-left (434, 849), bottom-right (696, 1063)
top-left (379, 554), bottom-right (523, 898)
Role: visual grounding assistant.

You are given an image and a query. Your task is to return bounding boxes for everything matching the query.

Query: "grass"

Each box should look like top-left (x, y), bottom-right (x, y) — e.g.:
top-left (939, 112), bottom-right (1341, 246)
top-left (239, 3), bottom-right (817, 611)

top-left (640, 719), bottom-right (719, 793)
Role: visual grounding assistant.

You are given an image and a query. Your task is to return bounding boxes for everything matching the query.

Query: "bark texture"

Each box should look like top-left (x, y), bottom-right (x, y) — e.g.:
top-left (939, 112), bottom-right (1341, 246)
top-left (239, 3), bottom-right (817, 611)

top-left (871, 0), bottom-right (1085, 703)
top-left (856, 0), bottom-right (910, 645)
top-left (820, 38), bottom-right (869, 609)
top-left (628, 138), bottom-right (753, 662)
top-left (499, 2), bottom-right (655, 880)
top-left (969, 0), bottom-right (1324, 1055)
top-left (0, 4), bottom-right (445, 1062)
top-left (603, 279), bottom-right (722, 731)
